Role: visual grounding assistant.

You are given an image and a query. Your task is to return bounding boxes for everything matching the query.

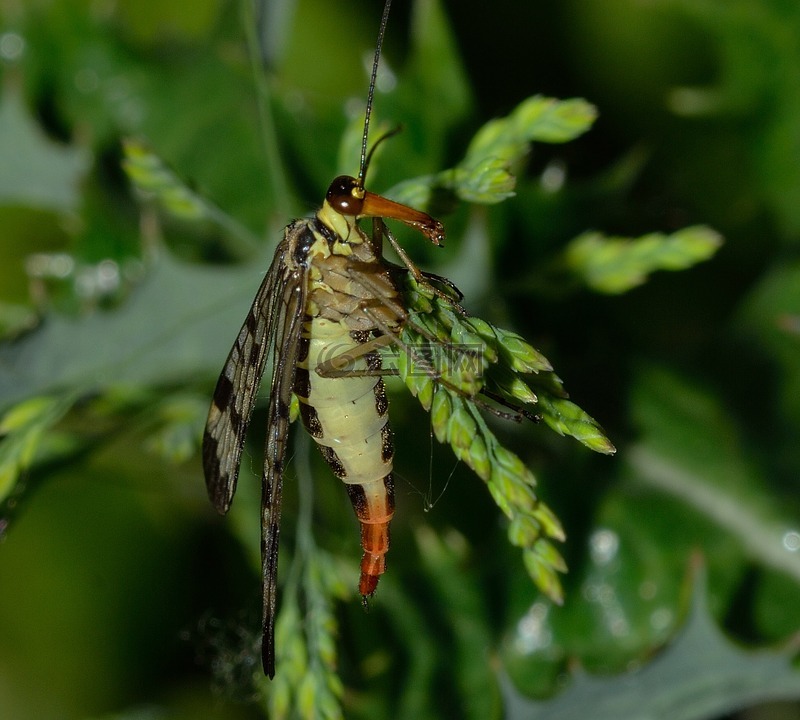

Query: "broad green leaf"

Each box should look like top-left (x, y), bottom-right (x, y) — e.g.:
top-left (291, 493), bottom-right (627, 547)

top-left (0, 443), bottom-right (198, 719)
top-left (505, 359), bottom-right (800, 699)
top-left (406, 0), bottom-right (473, 134)
top-left (0, 251), bottom-right (274, 409)
top-left (628, 365), bottom-right (800, 585)
top-left (565, 226), bottom-right (723, 294)
top-left (0, 83), bottom-right (89, 212)
top-left (501, 570), bottom-right (800, 720)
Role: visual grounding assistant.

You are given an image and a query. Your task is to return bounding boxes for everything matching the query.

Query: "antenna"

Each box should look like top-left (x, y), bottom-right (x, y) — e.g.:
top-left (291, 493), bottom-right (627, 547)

top-left (358, 0), bottom-right (393, 187)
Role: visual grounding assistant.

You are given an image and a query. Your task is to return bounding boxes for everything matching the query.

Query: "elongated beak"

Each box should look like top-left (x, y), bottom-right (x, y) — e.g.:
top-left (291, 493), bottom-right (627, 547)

top-left (360, 190), bottom-right (445, 246)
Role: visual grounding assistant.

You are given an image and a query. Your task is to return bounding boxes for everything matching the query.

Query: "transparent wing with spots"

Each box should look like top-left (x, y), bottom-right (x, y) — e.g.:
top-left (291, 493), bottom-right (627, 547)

top-left (259, 256), bottom-right (308, 677)
top-left (201, 221), bottom-right (311, 677)
top-left (202, 234), bottom-right (289, 512)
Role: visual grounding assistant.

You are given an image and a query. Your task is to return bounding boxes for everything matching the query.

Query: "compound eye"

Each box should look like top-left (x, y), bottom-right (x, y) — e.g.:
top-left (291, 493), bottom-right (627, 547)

top-left (326, 175), bottom-right (364, 215)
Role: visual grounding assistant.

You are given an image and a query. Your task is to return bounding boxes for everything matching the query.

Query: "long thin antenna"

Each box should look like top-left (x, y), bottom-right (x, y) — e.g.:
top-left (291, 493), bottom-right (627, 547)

top-left (358, 0), bottom-right (393, 187)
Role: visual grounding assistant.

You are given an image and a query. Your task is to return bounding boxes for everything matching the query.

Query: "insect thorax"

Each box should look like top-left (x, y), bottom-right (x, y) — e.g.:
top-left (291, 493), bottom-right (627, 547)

top-left (304, 204), bottom-right (405, 334)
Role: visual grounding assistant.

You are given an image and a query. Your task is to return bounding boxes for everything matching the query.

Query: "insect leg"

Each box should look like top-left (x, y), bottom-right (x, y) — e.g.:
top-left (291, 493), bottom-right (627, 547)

top-left (314, 333), bottom-right (395, 378)
top-left (374, 218), bottom-right (466, 309)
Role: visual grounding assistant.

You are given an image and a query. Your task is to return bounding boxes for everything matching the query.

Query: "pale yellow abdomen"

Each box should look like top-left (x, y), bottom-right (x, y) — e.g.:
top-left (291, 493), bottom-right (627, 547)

top-left (296, 316), bottom-right (395, 596)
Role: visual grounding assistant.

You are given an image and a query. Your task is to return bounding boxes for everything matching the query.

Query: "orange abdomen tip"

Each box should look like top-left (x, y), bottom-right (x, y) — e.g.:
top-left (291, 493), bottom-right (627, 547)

top-left (358, 548), bottom-right (386, 597)
top-left (359, 571), bottom-right (380, 598)
top-left (358, 521), bottom-right (390, 596)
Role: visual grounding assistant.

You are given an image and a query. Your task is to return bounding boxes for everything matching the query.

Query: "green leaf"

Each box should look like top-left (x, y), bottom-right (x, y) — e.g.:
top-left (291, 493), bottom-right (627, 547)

top-left (627, 365), bottom-right (800, 585)
top-left (565, 225), bottom-right (723, 294)
top-left (0, 252), bottom-right (272, 409)
top-left (0, 83), bottom-right (90, 212)
top-left (406, 0), bottom-right (473, 134)
top-left (501, 569), bottom-right (800, 720)
top-left (0, 394), bottom-right (76, 508)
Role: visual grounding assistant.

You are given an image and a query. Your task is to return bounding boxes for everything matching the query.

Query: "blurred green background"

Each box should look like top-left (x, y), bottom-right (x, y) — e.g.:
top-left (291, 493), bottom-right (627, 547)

top-left (1, 0), bottom-right (799, 719)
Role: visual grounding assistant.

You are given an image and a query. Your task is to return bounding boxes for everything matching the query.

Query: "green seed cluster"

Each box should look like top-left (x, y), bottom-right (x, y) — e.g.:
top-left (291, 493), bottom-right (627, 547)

top-left (122, 139), bottom-right (207, 220)
top-left (393, 273), bottom-right (614, 602)
top-left (268, 554), bottom-right (345, 720)
top-left (387, 95), bottom-right (599, 209)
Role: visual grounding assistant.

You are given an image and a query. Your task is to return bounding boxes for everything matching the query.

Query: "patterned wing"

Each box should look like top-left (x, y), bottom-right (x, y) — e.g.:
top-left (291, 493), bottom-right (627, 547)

top-left (260, 254), bottom-right (308, 677)
top-left (202, 234), bottom-right (293, 513)
top-left (202, 220), bottom-right (313, 679)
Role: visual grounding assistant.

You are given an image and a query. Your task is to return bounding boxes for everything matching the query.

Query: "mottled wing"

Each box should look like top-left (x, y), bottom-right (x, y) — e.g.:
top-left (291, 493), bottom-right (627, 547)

top-left (202, 220), bottom-right (313, 679)
top-left (260, 246), bottom-right (309, 678)
top-left (202, 233), bottom-right (296, 513)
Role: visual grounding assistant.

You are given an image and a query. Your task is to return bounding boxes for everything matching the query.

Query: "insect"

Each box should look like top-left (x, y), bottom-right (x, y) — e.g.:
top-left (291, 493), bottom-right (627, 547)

top-left (202, 0), bottom-right (447, 678)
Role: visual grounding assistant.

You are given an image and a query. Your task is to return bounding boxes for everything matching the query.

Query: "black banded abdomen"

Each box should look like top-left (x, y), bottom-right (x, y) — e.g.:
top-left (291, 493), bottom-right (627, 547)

top-left (295, 316), bottom-right (395, 595)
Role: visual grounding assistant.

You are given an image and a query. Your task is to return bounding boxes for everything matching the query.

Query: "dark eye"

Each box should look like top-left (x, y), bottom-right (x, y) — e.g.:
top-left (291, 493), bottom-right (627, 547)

top-left (326, 175), bottom-right (364, 215)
